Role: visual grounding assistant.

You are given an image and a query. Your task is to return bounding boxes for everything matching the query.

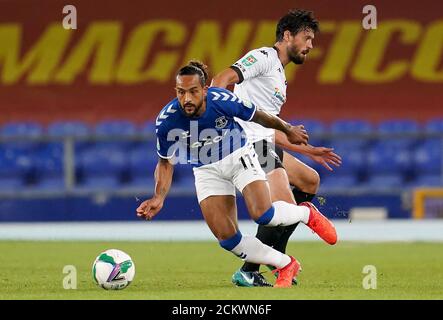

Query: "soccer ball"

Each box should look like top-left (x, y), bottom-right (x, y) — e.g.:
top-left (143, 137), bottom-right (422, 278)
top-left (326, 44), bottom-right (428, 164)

top-left (92, 249), bottom-right (135, 290)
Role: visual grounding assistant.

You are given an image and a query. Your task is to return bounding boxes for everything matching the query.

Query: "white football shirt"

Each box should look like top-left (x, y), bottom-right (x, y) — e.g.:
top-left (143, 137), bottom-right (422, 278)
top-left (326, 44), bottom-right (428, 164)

top-left (231, 46), bottom-right (287, 143)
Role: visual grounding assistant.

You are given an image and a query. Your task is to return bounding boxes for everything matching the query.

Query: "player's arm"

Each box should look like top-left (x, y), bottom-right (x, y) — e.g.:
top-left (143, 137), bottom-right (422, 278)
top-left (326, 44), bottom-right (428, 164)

top-left (210, 68), bottom-right (240, 88)
top-left (211, 50), bottom-right (271, 88)
top-left (274, 130), bottom-right (342, 171)
top-left (136, 158), bottom-right (174, 220)
top-left (251, 110), bottom-right (309, 145)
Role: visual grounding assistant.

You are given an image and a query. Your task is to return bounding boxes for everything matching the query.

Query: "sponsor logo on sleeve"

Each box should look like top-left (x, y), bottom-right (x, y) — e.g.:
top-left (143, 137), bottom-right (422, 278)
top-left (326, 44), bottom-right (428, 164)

top-left (241, 54), bottom-right (258, 67)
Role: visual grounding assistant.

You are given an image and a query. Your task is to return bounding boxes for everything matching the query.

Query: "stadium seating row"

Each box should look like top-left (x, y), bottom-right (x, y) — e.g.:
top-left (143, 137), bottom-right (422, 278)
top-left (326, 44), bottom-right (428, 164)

top-left (1, 119), bottom-right (443, 137)
top-left (0, 139), bottom-right (441, 190)
top-left (0, 119), bottom-right (442, 191)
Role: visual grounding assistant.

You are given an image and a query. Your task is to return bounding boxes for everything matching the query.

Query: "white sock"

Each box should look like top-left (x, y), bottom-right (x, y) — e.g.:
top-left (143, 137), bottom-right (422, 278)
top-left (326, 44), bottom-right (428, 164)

top-left (231, 235), bottom-right (290, 269)
top-left (266, 201), bottom-right (310, 226)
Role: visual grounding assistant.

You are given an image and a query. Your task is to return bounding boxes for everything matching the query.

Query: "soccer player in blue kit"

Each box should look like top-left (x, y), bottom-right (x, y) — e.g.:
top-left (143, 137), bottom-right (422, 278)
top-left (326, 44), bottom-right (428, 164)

top-left (136, 61), bottom-right (337, 288)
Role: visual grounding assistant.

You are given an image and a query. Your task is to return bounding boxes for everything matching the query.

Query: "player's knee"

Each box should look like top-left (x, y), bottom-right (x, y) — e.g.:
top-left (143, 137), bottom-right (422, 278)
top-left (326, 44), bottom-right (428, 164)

top-left (219, 231), bottom-right (242, 251)
top-left (303, 169), bottom-right (320, 193)
top-left (310, 169), bottom-right (320, 189)
top-left (254, 205), bottom-right (275, 225)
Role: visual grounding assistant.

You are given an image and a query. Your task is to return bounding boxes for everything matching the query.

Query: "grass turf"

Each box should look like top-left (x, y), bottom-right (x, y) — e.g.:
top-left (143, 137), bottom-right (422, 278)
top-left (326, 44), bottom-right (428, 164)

top-left (0, 241), bottom-right (442, 300)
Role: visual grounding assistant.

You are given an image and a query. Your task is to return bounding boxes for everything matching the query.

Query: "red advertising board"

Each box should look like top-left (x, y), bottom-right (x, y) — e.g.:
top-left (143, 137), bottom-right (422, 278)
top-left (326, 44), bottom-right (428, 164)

top-left (1, 0), bottom-right (442, 124)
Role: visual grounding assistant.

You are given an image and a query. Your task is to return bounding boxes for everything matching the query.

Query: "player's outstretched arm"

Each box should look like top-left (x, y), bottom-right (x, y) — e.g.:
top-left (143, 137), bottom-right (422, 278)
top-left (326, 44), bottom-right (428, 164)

top-left (274, 130), bottom-right (342, 171)
top-left (251, 110), bottom-right (309, 145)
top-left (210, 68), bottom-right (239, 88)
top-left (136, 158), bottom-right (174, 220)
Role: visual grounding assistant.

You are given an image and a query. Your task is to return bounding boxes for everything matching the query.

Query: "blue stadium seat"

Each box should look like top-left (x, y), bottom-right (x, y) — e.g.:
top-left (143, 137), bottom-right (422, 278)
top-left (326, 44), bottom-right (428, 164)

top-left (425, 119), bottom-right (443, 134)
top-left (322, 145), bottom-right (366, 176)
top-left (1, 122), bottom-right (43, 137)
top-left (377, 119), bottom-right (420, 148)
top-left (1, 122), bottom-right (43, 152)
top-left (0, 177), bottom-right (24, 191)
top-left (94, 120), bottom-right (137, 137)
top-left (47, 121), bottom-right (90, 137)
top-left (47, 121), bottom-right (92, 152)
top-left (77, 146), bottom-right (128, 188)
top-left (378, 119), bottom-right (419, 134)
top-left (94, 120), bottom-right (138, 150)
top-left (362, 174), bottom-right (404, 189)
top-left (413, 139), bottom-right (442, 175)
top-left (330, 119), bottom-right (373, 134)
top-left (127, 143), bottom-right (158, 186)
top-left (329, 119), bottom-right (373, 149)
top-left (320, 174), bottom-right (359, 190)
top-left (80, 176), bottom-right (121, 189)
top-left (140, 121), bottom-right (156, 137)
top-left (367, 143), bottom-right (412, 175)
top-left (409, 175), bottom-right (443, 188)
top-left (32, 143), bottom-right (64, 189)
top-left (0, 148), bottom-right (33, 189)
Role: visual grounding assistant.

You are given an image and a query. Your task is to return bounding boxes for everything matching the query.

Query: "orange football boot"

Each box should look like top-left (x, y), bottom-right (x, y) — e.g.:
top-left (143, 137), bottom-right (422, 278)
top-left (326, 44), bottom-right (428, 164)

top-left (273, 256), bottom-right (301, 288)
top-left (300, 202), bottom-right (338, 245)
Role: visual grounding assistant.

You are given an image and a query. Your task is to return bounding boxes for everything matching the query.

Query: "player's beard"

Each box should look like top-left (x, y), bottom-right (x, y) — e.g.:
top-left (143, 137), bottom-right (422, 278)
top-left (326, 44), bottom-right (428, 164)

top-left (288, 47), bottom-right (306, 65)
top-left (183, 102), bottom-right (202, 117)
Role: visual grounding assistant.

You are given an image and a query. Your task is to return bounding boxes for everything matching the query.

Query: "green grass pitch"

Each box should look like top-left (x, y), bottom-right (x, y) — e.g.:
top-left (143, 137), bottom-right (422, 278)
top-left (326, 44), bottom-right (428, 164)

top-left (0, 241), bottom-right (442, 299)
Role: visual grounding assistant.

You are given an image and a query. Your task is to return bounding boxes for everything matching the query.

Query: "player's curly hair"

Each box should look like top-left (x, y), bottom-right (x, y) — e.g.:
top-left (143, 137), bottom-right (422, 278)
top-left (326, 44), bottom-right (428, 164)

top-left (177, 60), bottom-right (209, 86)
top-left (276, 9), bottom-right (319, 41)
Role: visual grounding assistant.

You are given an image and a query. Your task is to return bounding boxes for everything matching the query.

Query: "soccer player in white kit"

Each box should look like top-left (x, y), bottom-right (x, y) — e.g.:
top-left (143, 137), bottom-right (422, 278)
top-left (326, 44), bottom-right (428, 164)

top-left (136, 61), bottom-right (337, 288)
top-left (211, 9), bottom-right (341, 286)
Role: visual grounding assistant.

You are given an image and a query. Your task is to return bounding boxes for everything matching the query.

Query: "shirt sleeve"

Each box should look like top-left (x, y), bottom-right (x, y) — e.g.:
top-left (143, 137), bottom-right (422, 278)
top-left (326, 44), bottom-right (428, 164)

top-left (215, 90), bottom-right (257, 122)
top-left (230, 49), bottom-right (273, 84)
top-left (156, 124), bottom-right (177, 159)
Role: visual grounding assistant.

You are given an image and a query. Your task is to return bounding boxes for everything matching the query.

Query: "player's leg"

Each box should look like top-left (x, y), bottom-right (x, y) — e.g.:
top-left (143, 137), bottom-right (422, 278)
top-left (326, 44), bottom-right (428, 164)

top-left (193, 160), bottom-right (298, 287)
top-left (233, 145), bottom-right (337, 244)
top-left (231, 144), bottom-right (326, 229)
top-left (230, 144), bottom-right (334, 286)
top-left (240, 167), bottom-right (295, 273)
top-left (241, 141), bottom-right (299, 274)
top-left (271, 151), bottom-right (319, 253)
top-left (283, 150), bottom-right (319, 199)
top-left (199, 195), bottom-right (291, 281)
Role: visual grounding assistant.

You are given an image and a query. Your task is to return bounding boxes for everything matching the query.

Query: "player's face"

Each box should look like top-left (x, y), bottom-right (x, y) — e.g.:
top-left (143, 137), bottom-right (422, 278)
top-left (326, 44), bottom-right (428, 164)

top-left (175, 75), bottom-right (208, 117)
top-left (286, 29), bottom-right (314, 65)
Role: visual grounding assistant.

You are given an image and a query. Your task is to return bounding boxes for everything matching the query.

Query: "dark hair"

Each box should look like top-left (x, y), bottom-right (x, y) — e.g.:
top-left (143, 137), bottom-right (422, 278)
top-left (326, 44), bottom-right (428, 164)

top-left (276, 9), bottom-right (319, 42)
top-left (176, 60), bottom-right (209, 86)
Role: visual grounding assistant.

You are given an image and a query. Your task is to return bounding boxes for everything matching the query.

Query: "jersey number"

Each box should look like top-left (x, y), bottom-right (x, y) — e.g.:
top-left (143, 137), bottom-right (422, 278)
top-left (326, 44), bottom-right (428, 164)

top-left (240, 154), bottom-right (256, 170)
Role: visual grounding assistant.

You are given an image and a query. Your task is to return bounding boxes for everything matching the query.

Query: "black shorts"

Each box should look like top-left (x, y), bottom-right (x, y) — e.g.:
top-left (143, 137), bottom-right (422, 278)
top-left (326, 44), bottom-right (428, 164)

top-left (253, 139), bottom-right (284, 174)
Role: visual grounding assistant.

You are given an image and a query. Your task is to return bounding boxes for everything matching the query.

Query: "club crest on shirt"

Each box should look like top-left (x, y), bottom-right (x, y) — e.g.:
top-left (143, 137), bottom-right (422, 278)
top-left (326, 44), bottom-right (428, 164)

top-left (215, 116), bottom-right (228, 129)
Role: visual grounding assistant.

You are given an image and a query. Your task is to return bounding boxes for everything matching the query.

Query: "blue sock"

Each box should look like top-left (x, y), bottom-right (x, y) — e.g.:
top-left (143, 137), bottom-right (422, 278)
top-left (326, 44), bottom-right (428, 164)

top-left (219, 231), bottom-right (242, 251)
top-left (254, 206), bottom-right (275, 225)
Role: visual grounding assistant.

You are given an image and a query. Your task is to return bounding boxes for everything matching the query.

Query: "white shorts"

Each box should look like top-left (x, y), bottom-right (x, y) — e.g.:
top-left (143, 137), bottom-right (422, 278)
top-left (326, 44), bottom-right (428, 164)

top-left (193, 144), bottom-right (267, 203)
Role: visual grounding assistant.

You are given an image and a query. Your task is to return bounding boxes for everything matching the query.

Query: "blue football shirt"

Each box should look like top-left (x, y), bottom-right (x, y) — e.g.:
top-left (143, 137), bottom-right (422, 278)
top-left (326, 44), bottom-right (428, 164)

top-left (155, 87), bottom-right (257, 167)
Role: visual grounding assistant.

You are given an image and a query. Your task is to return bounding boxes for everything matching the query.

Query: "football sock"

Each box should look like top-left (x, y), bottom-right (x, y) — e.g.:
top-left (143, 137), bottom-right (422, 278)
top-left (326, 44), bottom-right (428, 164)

top-left (255, 202), bottom-right (310, 226)
top-left (292, 187), bottom-right (316, 204)
top-left (272, 188), bottom-right (316, 253)
top-left (241, 225), bottom-right (285, 272)
top-left (219, 231), bottom-right (290, 269)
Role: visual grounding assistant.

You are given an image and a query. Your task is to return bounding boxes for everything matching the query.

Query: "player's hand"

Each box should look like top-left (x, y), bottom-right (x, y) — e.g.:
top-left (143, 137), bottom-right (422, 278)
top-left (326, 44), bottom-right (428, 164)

top-left (307, 147), bottom-right (342, 171)
top-left (287, 125), bottom-right (309, 145)
top-left (136, 197), bottom-right (164, 220)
